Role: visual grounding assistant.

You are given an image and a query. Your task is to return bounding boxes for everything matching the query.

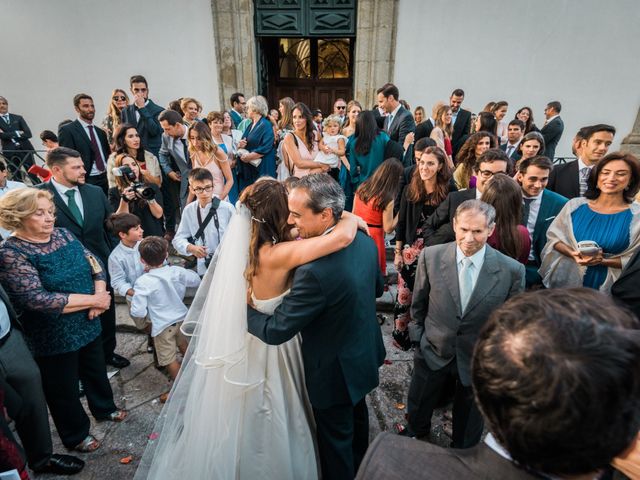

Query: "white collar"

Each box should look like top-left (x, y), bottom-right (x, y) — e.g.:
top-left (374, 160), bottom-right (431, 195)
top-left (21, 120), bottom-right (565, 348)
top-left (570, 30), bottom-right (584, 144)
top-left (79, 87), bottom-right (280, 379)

top-left (455, 244), bottom-right (486, 266)
top-left (577, 158), bottom-right (594, 170)
top-left (506, 139), bottom-right (522, 148)
top-left (78, 117), bottom-right (94, 128)
top-left (523, 189), bottom-right (543, 201)
top-left (546, 114), bottom-right (560, 124)
top-left (50, 176), bottom-right (79, 196)
top-left (119, 241), bottom-right (140, 252)
top-left (389, 103), bottom-right (402, 117)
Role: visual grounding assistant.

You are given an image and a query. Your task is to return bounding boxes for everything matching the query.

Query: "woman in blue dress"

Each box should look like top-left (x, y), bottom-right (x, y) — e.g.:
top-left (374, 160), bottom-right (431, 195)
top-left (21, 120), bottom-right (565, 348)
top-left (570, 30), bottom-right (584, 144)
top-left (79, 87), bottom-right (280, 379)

top-left (236, 96), bottom-right (276, 194)
top-left (540, 152), bottom-right (640, 291)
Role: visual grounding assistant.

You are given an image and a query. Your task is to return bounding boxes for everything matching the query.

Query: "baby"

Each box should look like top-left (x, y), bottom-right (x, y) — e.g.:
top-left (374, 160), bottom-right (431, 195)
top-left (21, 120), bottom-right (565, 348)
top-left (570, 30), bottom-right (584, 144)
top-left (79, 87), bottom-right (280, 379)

top-left (314, 114), bottom-right (347, 181)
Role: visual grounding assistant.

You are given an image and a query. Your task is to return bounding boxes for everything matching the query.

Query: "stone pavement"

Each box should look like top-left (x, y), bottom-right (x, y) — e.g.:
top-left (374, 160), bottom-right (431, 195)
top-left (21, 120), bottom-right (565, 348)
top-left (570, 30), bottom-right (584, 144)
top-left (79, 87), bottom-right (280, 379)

top-left (30, 261), bottom-right (451, 479)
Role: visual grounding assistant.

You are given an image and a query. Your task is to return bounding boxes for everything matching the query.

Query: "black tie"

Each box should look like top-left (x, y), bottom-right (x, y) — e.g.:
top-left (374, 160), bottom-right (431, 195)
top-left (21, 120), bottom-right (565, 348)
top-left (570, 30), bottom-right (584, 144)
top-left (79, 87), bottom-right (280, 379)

top-left (180, 138), bottom-right (190, 167)
top-left (522, 198), bottom-right (534, 226)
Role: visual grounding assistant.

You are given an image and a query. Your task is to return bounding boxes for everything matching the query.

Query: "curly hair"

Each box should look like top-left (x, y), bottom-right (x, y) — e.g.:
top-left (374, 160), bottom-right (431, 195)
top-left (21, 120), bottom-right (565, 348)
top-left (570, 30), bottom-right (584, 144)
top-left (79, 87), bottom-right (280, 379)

top-left (455, 132), bottom-right (498, 186)
top-left (240, 179), bottom-right (293, 282)
top-left (0, 188), bottom-right (54, 231)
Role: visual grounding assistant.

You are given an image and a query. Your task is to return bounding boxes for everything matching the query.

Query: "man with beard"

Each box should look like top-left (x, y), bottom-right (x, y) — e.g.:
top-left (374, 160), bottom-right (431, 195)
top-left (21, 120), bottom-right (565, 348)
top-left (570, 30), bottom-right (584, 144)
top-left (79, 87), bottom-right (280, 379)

top-left (449, 89), bottom-right (472, 159)
top-left (121, 75), bottom-right (164, 158)
top-left (58, 94), bottom-right (110, 195)
top-left (37, 147), bottom-right (129, 369)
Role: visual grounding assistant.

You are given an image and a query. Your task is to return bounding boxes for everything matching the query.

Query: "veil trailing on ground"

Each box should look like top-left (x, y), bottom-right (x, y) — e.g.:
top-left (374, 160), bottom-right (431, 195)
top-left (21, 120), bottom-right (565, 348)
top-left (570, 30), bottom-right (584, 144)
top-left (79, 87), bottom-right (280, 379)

top-left (134, 204), bottom-right (265, 479)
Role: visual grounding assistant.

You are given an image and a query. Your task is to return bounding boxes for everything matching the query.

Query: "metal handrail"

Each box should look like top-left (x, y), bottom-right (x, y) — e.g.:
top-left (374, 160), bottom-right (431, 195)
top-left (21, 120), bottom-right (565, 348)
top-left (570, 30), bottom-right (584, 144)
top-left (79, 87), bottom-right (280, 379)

top-left (0, 149), bottom-right (48, 185)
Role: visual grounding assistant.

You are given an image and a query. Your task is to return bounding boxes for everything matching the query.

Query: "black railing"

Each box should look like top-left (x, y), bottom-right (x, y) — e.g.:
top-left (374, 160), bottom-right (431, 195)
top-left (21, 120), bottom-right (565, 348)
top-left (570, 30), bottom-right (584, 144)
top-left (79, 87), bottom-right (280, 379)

top-left (0, 149), bottom-right (48, 185)
top-left (553, 156), bottom-right (576, 165)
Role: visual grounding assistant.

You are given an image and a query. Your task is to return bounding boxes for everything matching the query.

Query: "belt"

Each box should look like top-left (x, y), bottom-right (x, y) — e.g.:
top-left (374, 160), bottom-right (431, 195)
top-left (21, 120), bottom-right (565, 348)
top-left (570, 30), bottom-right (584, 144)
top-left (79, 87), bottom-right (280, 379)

top-left (0, 329), bottom-right (11, 348)
top-left (367, 223), bottom-right (383, 228)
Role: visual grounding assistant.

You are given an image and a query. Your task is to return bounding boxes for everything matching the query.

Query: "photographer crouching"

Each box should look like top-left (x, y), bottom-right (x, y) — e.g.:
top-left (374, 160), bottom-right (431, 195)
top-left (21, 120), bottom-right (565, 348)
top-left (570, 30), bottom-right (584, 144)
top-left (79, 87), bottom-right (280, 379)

top-left (109, 154), bottom-right (164, 237)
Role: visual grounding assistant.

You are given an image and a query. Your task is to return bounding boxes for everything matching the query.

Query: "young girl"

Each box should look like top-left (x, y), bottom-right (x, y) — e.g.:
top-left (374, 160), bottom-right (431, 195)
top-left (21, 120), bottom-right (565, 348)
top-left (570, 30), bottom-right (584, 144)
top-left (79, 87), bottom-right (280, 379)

top-left (314, 114), bottom-right (347, 181)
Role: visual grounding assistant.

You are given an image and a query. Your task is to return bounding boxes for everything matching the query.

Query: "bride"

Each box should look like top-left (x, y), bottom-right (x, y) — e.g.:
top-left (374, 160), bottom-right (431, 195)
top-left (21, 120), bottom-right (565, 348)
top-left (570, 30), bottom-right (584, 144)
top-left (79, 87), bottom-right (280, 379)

top-left (135, 178), bottom-right (365, 479)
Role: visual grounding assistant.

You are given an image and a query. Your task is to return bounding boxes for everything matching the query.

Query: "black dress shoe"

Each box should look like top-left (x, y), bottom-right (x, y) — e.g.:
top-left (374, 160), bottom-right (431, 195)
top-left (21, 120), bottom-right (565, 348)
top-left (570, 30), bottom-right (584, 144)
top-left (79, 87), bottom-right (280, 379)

top-left (33, 454), bottom-right (85, 475)
top-left (107, 353), bottom-right (130, 368)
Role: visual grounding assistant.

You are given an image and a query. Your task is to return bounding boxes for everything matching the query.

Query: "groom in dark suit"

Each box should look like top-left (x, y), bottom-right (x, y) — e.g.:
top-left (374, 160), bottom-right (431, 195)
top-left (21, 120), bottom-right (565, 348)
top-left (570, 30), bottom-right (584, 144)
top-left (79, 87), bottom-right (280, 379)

top-left (247, 174), bottom-right (386, 480)
top-left (37, 147), bottom-right (129, 369)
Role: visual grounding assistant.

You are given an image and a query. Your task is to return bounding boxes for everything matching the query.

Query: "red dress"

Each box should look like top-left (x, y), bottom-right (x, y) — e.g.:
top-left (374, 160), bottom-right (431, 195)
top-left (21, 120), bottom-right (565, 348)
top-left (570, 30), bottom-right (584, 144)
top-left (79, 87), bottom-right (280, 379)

top-left (353, 195), bottom-right (386, 275)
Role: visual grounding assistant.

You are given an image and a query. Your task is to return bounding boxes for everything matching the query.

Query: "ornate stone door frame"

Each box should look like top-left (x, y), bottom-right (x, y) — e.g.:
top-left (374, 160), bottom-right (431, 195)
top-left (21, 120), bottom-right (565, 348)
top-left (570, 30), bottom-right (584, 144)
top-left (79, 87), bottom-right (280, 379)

top-left (210, 0), bottom-right (398, 110)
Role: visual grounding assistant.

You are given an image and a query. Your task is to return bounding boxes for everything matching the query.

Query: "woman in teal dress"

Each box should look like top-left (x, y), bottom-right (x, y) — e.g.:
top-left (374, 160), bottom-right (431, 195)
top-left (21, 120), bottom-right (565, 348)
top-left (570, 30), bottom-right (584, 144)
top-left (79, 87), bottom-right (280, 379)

top-left (540, 152), bottom-right (640, 291)
top-left (0, 189), bottom-right (126, 453)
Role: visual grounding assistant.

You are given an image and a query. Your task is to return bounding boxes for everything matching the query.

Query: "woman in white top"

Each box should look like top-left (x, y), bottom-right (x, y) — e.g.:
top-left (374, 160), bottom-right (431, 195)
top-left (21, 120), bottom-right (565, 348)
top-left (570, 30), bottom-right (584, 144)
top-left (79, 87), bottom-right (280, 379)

top-left (429, 104), bottom-right (454, 168)
top-left (282, 102), bottom-right (327, 178)
top-left (186, 122), bottom-right (233, 203)
top-left (492, 100), bottom-right (509, 145)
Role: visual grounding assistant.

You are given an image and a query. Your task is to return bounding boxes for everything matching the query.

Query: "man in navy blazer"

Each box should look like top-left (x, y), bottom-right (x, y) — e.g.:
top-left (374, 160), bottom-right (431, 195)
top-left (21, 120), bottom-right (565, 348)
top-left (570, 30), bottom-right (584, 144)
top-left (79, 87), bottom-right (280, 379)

top-left (450, 89), bottom-right (472, 159)
top-left (377, 83), bottom-right (415, 146)
top-left (0, 96), bottom-right (37, 182)
top-left (540, 101), bottom-right (564, 160)
top-left (120, 75), bottom-right (164, 158)
top-left (247, 175), bottom-right (385, 480)
top-left (36, 147), bottom-right (129, 369)
top-left (58, 94), bottom-right (110, 195)
top-left (515, 156), bottom-right (567, 286)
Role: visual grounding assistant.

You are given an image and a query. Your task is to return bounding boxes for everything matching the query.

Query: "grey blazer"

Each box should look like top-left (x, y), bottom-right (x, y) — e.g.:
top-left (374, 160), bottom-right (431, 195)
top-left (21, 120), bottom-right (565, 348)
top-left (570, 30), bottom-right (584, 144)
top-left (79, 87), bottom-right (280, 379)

top-left (356, 432), bottom-right (540, 480)
top-left (409, 242), bottom-right (525, 385)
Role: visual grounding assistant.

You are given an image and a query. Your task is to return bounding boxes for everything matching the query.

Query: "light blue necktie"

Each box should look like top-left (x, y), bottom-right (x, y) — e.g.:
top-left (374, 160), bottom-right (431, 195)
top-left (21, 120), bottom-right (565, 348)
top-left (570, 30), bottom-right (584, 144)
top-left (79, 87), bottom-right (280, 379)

top-left (459, 257), bottom-right (474, 312)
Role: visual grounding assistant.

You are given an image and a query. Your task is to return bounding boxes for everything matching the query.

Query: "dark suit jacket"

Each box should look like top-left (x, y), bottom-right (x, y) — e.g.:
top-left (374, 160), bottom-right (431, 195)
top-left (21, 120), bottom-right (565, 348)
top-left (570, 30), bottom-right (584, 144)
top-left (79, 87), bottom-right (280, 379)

top-left (423, 188), bottom-right (476, 246)
top-left (452, 109), bottom-right (472, 157)
top-left (247, 231), bottom-right (386, 409)
top-left (0, 283), bottom-right (22, 332)
top-left (529, 189), bottom-right (568, 264)
top-left (611, 249), bottom-right (640, 319)
top-left (0, 113), bottom-right (34, 151)
top-left (540, 116), bottom-right (564, 160)
top-left (356, 432), bottom-right (540, 480)
top-left (384, 106), bottom-right (415, 146)
top-left (36, 182), bottom-right (113, 266)
top-left (500, 141), bottom-right (522, 161)
top-left (58, 120), bottom-right (110, 175)
top-left (410, 243), bottom-right (525, 385)
top-left (414, 119), bottom-right (434, 142)
top-left (121, 100), bottom-right (164, 157)
top-left (547, 159), bottom-right (580, 199)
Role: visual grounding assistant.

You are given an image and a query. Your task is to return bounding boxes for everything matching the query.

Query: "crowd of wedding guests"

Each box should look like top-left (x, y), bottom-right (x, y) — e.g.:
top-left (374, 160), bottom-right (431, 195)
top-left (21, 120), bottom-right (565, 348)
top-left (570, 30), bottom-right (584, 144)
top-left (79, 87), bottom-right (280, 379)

top-left (0, 77), bottom-right (639, 479)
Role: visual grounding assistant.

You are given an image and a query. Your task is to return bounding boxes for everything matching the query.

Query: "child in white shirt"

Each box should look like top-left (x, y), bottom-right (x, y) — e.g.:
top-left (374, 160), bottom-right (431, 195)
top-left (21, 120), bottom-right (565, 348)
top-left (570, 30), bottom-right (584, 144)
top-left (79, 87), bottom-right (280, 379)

top-left (314, 114), bottom-right (347, 181)
top-left (130, 236), bottom-right (201, 380)
top-left (173, 168), bottom-right (235, 275)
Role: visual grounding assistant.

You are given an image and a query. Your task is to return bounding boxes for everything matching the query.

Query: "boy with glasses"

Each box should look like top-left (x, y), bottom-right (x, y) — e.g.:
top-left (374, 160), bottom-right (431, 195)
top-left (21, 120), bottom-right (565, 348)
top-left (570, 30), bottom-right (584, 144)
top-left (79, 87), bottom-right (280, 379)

top-left (173, 168), bottom-right (235, 275)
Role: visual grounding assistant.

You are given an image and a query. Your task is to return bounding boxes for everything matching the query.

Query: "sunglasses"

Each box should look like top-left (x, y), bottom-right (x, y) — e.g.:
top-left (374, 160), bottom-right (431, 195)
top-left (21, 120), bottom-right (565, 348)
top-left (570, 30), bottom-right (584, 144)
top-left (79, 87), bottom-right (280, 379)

top-left (336, 106), bottom-right (346, 110)
top-left (113, 96), bottom-right (126, 101)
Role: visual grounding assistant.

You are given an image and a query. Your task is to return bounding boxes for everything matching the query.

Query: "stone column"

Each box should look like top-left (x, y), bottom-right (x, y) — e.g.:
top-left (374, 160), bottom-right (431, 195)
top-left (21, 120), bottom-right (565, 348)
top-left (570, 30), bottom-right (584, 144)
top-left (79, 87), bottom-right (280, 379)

top-left (353, 0), bottom-right (399, 108)
top-left (621, 107), bottom-right (640, 156)
top-left (210, 0), bottom-right (258, 110)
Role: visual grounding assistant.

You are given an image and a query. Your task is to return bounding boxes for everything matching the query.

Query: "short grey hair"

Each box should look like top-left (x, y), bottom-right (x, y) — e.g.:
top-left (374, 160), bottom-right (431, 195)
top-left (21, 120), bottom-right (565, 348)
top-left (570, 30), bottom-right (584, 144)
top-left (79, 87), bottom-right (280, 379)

top-left (455, 199), bottom-right (496, 228)
top-left (294, 173), bottom-right (345, 222)
top-left (246, 95), bottom-right (269, 117)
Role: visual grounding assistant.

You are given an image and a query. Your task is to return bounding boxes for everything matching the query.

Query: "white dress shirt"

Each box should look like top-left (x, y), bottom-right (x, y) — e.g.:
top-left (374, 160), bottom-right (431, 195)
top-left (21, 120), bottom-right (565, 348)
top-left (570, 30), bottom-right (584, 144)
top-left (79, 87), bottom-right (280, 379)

top-left (523, 191), bottom-right (543, 261)
top-left (451, 110), bottom-right (459, 126)
top-left (130, 265), bottom-right (201, 336)
top-left (50, 177), bottom-right (84, 218)
top-left (456, 245), bottom-right (486, 302)
top-left (134, 99), bottom-right (150, 123)
top-left (386, 103), bottom-right (402, 130)
top-left (173, 199), bottom-right (236, 275)
top-left (77, 118), bottom-right (107, 176)
top-left (475, 188), bottom-right (482, 200)
top-left (108, 241), bottom-right (145, 298)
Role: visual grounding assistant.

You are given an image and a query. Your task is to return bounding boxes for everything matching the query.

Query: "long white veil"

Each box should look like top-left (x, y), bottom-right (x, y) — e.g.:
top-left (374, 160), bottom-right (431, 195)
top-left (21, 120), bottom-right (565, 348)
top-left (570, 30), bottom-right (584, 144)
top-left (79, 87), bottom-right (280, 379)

top-left (134, 204), bottom-right (265, 479)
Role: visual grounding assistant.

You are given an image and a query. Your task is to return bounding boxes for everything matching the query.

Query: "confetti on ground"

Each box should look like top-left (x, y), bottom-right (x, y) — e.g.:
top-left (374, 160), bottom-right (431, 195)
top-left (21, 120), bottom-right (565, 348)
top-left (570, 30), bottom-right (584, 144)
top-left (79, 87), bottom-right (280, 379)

top-left (383, 359), bottom-right (392, 365)
top-left (148, 432), bottom-right (159, 440)
top-left (395, 402), bottom-right (405, 410)
top-left (120, 456), bottom-right (133, 464)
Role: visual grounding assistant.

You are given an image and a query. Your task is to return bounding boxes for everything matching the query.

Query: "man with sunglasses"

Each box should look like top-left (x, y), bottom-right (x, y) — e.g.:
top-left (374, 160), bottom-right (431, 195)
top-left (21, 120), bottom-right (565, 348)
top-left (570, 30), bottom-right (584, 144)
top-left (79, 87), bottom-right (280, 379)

top-left (120, 75), bottom-right (164, 158)
top-left (333, 98), bottom-right (347, 125)
top-left (229, 92), bottom-right (246, 129)
top-left (423, 149), bottom-right (510, 246)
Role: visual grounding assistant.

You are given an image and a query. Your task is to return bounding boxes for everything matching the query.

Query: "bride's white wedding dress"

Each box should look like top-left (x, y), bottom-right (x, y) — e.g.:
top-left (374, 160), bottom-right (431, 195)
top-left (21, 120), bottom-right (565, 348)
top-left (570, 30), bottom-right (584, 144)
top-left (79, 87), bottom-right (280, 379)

top-left (134, 205), bottom-right (318, 480)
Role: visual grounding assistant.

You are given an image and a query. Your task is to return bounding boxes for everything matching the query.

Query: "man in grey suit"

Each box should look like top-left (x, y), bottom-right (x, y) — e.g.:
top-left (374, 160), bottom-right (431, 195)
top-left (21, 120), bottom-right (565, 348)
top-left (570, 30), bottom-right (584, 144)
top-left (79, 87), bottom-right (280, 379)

top-left (540, 101), bottom-right (564, 160)
top-left (357, 288), bottom-right (640, 480)
top-left (406, 200), bottom-right (525, 447)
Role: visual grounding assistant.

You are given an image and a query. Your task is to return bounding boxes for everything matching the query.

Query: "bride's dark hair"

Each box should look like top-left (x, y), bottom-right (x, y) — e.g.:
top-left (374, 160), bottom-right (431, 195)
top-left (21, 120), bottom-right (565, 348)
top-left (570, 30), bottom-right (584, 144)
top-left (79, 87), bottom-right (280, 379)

top-left (240, 178), bottom-right (292, 281)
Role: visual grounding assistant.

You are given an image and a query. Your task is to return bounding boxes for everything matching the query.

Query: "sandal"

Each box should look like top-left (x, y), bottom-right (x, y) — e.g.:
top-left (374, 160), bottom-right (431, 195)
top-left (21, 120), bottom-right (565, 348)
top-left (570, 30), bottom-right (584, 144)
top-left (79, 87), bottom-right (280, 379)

top-left (105, 410), bottom-right (128, 422)
top-left (73, 434), bottom-right (101, 453)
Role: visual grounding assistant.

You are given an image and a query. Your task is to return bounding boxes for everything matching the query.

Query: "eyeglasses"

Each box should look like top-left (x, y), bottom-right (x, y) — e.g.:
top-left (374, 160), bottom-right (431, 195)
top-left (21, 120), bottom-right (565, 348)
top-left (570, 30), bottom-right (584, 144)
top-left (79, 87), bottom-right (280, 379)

top-left (192, 185), bottom-right (214, 193)
top-left (478, 169), bottom-right (502, 178)
top-left (112, 96), bottom-right (126, 101)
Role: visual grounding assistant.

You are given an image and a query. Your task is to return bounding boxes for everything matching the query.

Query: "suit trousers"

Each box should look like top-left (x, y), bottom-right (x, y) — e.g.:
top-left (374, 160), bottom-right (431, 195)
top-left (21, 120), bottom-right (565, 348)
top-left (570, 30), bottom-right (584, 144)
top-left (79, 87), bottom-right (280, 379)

top-left (35, 335), bottom-right (117, 448)
top-left (407, 354), bottom-right (484, 448)
top-left (100, 288), bottom-right (117, 359)
top-left (161, 176), bottom-right (181, 232)
top-left (313, 397), bottom-right (369, 480)
top-left (0, 329), bottom-right (53, 469)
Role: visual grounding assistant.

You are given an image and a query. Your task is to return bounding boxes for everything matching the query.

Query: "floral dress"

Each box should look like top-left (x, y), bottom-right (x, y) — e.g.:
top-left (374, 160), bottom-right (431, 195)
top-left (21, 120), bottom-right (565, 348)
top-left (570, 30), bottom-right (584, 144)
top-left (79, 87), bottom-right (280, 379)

top-left (393, 203), bottom-right (435, 350)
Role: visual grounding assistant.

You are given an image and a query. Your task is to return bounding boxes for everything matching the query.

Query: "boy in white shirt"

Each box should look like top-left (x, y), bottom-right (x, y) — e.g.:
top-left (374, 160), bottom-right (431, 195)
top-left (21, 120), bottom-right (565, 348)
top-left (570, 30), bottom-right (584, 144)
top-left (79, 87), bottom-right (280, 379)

top-left (130, 236), bottom-right (201, 380)
top-left (173, 168), bottom-right (235, 275)
top-left (106, 212), bottom-right (156, 354)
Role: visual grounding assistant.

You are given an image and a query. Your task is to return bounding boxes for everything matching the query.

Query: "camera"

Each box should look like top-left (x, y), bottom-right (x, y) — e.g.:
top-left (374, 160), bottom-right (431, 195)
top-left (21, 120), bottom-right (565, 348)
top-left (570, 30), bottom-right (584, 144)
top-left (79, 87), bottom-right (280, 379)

top-left (112, 166), bottom-right (155, 201)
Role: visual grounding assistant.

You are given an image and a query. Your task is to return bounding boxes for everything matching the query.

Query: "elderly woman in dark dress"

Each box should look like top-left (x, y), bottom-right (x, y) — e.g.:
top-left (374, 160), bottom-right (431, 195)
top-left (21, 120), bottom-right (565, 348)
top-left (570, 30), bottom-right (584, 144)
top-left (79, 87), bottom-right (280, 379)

top-left (236, 95), bottom-right (276, 192)
top-left (0, 188), bottom-right (126, 454)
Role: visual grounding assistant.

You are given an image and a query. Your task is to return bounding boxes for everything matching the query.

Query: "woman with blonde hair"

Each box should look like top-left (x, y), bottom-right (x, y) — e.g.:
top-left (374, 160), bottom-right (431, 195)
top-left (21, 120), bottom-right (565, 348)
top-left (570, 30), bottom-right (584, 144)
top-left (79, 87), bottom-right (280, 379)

top-left (102, 89), bottom-right (129, 145)
top-left (429, 104), bottom-right (454, 166)
top-left (181, 97), bottom-right (204, 126)
top-left (186, 121), bottom-right (233, 202)
top-left (340, 100), bottom-right (362, 138)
